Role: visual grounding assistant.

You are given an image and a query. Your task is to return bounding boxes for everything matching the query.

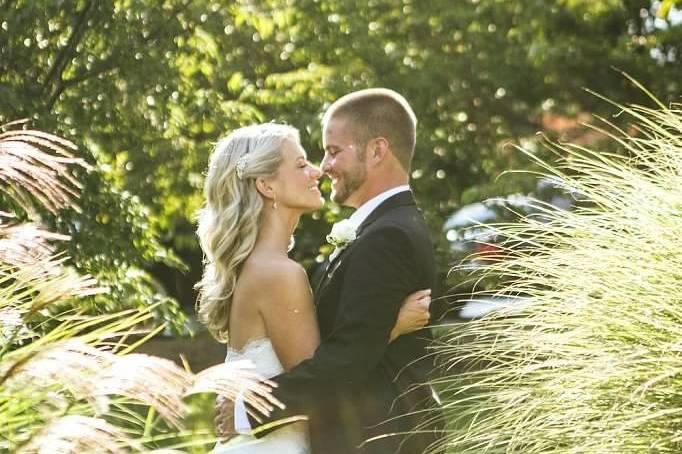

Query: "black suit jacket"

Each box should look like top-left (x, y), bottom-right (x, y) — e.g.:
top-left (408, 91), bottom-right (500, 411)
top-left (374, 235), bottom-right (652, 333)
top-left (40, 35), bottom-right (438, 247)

top-left (249, 191), bottom-right (444, 454)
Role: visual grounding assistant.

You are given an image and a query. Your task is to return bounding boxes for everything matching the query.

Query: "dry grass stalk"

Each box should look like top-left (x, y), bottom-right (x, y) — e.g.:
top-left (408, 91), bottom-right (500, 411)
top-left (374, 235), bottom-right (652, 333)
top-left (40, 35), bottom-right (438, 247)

top-left (0, 122), bottom-right (276, 452)
top-left (188, 361), bottom-right (282, 419)
top-left (17, 415), bottom-right (140, 454)
top-left (0, 121), bottom-right (89, 214)
top-left (434, 97), bottom-right (682, 453)
top-left (0, 222), bottom-right (69, 265)
top-left (92, 353), bottom-right (193, 428)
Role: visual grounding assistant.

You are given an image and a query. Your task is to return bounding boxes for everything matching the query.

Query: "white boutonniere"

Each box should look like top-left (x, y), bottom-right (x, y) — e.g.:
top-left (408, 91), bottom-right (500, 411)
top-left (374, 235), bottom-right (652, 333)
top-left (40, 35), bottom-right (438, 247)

top-left (326, 219), bottom-right (357, 249)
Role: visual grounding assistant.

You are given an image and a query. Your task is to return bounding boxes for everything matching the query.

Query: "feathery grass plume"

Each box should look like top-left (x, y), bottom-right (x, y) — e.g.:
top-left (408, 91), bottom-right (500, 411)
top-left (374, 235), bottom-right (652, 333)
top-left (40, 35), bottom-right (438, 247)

top-left (0, 122), bottom-right (276, 452)
top-left (17, 415), bottom-right (141, 454)
top-left (434, 96), bottom-right (682, 453)
top-left (0, 120), bottom-right (88, 215)
top-left (0, 222), bottom-right (69, 265)
top-left (92, 353), bottom-right (193, 428)
top-left (188, 361), bottom-right (280, 421)
top-left (147, 451), bottom-right (189, 454)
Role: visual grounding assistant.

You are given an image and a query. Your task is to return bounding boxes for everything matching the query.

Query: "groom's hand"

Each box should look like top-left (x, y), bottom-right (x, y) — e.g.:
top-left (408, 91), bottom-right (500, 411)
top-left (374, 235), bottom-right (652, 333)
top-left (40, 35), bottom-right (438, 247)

top-left (215, 394), bottom-right (235, 442)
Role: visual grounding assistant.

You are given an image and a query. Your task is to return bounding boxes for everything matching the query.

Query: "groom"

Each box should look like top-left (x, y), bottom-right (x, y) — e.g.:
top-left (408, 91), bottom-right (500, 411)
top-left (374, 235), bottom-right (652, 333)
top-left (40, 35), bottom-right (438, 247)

top-left (225, 88), bottom-right (444, 453)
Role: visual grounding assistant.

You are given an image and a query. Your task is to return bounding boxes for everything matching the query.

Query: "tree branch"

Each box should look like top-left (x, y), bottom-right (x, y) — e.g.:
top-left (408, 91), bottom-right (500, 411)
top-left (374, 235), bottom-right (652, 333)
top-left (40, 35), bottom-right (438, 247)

top-left (45, 0), bottom-right (193, 111)
top-left (60, 61), bottom-right (121, 90)
top-left (43, 0), bottom-right (94, 109)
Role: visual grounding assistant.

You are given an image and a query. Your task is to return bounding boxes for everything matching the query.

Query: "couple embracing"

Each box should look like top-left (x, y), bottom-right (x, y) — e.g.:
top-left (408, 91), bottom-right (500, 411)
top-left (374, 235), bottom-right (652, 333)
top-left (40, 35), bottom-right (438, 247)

top-left (197, 88), bottom-right (445, 454)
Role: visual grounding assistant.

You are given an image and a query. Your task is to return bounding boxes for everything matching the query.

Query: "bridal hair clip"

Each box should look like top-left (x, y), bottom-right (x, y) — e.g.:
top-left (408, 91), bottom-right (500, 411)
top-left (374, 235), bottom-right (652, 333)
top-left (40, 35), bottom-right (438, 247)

top-left (236, 155), bottom-right (248, 180)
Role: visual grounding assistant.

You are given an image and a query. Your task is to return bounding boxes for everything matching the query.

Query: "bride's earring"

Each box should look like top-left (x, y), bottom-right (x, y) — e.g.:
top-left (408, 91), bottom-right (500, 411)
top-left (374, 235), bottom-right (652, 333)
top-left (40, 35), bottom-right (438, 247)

top-left (272, 192), bottom-right (278, 210)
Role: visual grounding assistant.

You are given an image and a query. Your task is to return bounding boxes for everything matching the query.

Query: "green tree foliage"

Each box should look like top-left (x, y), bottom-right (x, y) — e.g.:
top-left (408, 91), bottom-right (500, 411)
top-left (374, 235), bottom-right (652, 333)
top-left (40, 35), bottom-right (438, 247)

top-left (1, 0), bottom-right (680, 312)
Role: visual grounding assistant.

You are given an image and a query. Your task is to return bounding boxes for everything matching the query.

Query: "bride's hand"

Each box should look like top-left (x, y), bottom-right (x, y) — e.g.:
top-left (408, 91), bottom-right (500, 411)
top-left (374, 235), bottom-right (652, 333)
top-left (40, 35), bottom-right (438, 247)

top-left (390, 289), bottom-right (431, 342)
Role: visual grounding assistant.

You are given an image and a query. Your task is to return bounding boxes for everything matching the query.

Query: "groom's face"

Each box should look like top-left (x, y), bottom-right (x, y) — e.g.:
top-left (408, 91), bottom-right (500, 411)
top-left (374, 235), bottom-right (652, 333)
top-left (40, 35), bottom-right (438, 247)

top-left (321, 116), bottom-right (368, 207)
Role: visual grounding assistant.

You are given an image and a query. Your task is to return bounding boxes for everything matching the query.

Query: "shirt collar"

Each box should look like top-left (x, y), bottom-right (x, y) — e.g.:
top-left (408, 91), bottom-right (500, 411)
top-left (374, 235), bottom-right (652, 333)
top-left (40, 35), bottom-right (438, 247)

top-left (347, 185), bottom-right (411, 227)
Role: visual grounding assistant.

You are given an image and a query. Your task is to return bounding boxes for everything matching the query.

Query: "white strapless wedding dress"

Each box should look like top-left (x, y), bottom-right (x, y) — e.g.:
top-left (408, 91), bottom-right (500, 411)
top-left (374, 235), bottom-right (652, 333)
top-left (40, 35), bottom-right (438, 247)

top-left (213, 338), bottom-right (311, 454)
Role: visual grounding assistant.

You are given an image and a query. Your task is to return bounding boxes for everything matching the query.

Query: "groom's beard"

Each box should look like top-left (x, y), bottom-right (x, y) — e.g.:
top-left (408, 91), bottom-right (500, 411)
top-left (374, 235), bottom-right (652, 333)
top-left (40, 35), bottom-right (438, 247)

top-left (331, 164), bottom-right (366, 204)
top-left (331, 146), bottom-right (367, 204)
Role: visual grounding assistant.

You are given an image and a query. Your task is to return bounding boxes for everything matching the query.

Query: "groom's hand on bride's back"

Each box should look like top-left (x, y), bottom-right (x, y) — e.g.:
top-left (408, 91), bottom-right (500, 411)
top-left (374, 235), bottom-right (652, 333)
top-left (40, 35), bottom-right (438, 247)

top-left (215, 394), bottom-right (235, 442)
top-left (389, 289), bottom-right (431, 342)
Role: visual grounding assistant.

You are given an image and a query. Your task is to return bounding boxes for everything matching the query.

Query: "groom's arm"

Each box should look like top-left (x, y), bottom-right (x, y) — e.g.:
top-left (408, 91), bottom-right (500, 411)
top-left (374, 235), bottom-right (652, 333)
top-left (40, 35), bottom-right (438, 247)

top-left (247, 225), bottom-right (419, 430)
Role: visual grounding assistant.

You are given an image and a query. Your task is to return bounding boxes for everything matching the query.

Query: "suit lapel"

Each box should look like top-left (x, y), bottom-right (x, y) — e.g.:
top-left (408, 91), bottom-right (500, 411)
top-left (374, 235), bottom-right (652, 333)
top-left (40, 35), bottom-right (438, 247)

top-left (314, 191), bottom-right (418, 304)
top-left (313, 245), bottom-right (351, 301)
top-left (355, 190), bottom-right (416, 236)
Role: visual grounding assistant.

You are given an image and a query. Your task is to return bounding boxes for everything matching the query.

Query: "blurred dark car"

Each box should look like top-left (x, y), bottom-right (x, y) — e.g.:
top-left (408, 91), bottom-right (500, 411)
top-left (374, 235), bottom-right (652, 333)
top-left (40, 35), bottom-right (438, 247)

top-left (443, 178), bottom-right (578, 320)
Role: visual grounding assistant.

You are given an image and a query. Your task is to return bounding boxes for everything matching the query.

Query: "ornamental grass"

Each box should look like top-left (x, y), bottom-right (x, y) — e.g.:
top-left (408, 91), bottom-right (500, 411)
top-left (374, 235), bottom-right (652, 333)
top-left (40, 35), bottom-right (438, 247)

top-left (434, 90), bottom-right (682, 453)
top-left (0, 122), bottom-right (274, 453)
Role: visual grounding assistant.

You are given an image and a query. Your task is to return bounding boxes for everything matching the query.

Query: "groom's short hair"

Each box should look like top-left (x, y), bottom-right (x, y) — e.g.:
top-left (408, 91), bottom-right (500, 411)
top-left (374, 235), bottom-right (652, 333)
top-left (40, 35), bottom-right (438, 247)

top-left (323, 88), bottom-right (417, 171)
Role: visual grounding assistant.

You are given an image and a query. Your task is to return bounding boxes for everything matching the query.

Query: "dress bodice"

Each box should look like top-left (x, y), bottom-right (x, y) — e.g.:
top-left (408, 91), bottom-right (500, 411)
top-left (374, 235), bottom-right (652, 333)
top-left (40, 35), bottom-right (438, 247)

top-left (226, 337), bottom-right (284, 378)
top-left (214, 337), bottom-right (310, 454)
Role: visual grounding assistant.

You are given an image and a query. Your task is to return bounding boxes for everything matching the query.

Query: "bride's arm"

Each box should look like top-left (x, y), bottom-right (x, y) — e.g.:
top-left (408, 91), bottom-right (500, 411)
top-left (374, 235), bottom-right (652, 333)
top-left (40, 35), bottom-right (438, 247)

top-left (258, 260), bottom-right (320, 372)
top-left (389, 289), bottom-right (431, 342)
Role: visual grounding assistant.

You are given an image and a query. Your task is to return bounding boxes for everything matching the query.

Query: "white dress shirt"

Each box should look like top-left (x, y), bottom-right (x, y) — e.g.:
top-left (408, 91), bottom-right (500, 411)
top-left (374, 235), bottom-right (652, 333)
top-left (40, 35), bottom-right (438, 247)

top-left (344, 184), bottom-right (411, 229)
top-left (234, 185), bottom-right (412, 433)
top-left (328, 185), bottom-right (411, 261)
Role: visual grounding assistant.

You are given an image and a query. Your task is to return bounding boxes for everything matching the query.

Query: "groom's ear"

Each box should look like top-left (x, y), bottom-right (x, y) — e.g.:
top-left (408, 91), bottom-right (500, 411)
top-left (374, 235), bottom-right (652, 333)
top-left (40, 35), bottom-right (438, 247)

top-left (255, 177), bottom-right (275, 200)
top-left (368, 137), bottom-right (389, 166)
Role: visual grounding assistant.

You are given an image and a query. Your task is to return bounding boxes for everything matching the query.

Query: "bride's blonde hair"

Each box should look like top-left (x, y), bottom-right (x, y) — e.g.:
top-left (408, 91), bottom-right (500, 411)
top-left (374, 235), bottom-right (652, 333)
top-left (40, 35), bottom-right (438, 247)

top-left (196, 123), bottom-right (299, 342)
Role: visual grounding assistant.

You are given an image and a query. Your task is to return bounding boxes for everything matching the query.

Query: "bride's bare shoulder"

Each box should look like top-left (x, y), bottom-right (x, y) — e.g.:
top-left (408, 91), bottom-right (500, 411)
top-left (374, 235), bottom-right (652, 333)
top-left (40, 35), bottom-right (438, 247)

top-left (239, 254), bottom-right (309, 293)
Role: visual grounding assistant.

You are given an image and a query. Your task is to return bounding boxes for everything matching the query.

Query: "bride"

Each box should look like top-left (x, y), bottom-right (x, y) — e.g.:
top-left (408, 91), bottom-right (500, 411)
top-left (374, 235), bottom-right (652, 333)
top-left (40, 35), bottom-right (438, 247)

top-left (196, 124), bottom-right (431, 453)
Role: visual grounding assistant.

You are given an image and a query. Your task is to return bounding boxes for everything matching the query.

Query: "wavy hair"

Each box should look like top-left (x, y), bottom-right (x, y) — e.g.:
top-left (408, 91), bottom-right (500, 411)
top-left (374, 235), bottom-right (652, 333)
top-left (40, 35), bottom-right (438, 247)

top-left (196, 124), bottom-right (298, 342)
